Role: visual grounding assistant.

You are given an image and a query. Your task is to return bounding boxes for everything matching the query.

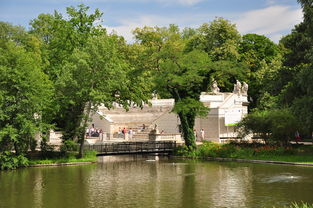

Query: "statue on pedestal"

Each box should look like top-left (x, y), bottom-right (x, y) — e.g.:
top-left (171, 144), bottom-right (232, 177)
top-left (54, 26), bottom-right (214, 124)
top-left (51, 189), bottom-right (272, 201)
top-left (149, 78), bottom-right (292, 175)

top-left (149, 124), bottom-right (160, 140)
top-left (154, 124), bottom-right (159, 134)
top-left (233, 80), bottom-right (242, 95)
top-left (152, 92), bottom-right (158, 100)
top-left (242, 82), bottom-right (248, 96)
top-left (210, 79), bottom-right (220, 94)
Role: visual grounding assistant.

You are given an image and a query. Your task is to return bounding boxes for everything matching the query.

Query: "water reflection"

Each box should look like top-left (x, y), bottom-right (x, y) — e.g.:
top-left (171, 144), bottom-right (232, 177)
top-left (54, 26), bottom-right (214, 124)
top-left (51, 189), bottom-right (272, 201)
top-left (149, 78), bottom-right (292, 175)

top-left (33, 170), bottom-right (43, 208)
top-left (261, 174), bottom-right (303, 183)
top-left (208, 165), bottom-right (253, 208)
top-left (1, 156), bottom-right (313, 208)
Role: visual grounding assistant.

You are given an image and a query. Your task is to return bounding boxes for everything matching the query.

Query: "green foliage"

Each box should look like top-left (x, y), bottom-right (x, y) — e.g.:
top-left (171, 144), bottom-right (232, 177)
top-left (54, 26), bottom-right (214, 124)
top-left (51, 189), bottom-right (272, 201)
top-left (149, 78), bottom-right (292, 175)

top-left (271, 1), bottom-right (313, 137)
top-left (0, 151), bottom-right (29, 170)
top-left (269, 110), bottom-right (299, 144)
top-left (240, 34), bottom-right (280, 72)
top-left (289, 202), bottom-right (313, 208)
top-left (280, 23), bottom-right (311, 68)
top-left (175, 142), bottom-right (313, 164)
top-left (133, 25), bottom-right (214, 148)
top-left (239, 33), bottom-right (282, 109)
top-left (29, 150), bottom-right (97, 165)
top-left (29, 5), bottom-right (149, 158)
top-left (29, 5), bottom-right (107, 140)
top-left (237, 111), bottom-right (271, 141)
top-left (40, 135), bottom-right (55, 159)
top-left (173, 98), bottom-right (209, 118)
top-left (60, 140), bottom-right (79, 153)
top-left (238, 109), bottom-right (299, 145)
top-left (3, 2), bottom-right (313, 167)
top-left (0, 22), bottom-right (52, 161)
top-left (210, 60), bottom-right (249, 92)
top-left (29, 139), bottom-right (37, 152)
top-left (187, 17), bottom-right (241, 61)
top-left (292, 97), bottom-right (313, 134)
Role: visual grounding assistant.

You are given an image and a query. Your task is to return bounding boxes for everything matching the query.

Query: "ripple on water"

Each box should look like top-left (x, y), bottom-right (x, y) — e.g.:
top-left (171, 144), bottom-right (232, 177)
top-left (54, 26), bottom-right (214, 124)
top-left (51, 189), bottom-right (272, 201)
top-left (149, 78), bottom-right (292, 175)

top-left (260, 174), bottom-right (302, 183)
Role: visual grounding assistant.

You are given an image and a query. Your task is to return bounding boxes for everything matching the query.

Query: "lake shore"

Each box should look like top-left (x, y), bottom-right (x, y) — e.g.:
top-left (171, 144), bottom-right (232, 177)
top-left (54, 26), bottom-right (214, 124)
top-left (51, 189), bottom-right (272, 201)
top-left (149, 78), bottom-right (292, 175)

top-left (174, 141), bottom-right (313, 166)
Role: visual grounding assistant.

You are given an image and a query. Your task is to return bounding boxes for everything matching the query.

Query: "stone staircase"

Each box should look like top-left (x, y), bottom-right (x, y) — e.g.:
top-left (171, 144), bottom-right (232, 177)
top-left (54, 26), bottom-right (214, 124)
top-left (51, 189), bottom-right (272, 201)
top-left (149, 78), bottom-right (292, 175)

top-left (131, 127), bottom-right (153, 140)
top-left (98, 104), bottom-right (172, 136)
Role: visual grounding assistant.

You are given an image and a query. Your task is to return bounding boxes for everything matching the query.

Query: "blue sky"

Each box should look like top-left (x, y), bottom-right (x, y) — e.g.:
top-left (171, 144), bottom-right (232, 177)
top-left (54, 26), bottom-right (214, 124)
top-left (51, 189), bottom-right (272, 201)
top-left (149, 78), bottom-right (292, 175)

top-left (0, 0), bottom-right (303, 42)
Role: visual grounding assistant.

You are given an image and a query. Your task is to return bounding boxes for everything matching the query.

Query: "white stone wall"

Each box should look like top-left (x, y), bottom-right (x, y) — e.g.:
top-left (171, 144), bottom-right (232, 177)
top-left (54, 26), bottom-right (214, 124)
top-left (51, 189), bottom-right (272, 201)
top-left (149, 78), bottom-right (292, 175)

top-left (48, 130), bottom-right (62, 145)
top-left (90, 94), bottom-right (248, 143)
top-left (152, 112), bottom-right (180, 134)
top-left (89, 112), bottom-right (112, 133)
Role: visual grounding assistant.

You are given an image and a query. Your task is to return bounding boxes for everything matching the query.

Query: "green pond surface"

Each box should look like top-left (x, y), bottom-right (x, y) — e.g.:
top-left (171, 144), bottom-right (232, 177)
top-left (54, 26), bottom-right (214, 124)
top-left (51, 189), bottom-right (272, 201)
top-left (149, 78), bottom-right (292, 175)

top-left (1, 155), bottom-right (313, 208)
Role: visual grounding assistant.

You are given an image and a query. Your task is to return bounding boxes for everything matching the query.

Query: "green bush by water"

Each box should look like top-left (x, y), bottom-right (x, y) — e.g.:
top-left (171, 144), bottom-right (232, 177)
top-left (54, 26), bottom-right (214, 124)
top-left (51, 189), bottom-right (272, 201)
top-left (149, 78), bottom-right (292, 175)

top-left (60, 140), bottom-right (79, 153)
top-left (0, 150), bottom-right (97, 170)
top-left (28, 150), bottom-right (97, 165)
top-left (0, 151), bottom-right (29, 170)
top-left (175, 141), bottom-right (313, 163)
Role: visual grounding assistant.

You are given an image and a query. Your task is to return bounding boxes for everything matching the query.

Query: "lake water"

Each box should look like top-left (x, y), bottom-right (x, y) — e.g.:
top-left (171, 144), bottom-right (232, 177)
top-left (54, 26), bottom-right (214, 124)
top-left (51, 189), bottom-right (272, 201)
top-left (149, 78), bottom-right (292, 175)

top-left (1, 155), bottom-right (313, 208)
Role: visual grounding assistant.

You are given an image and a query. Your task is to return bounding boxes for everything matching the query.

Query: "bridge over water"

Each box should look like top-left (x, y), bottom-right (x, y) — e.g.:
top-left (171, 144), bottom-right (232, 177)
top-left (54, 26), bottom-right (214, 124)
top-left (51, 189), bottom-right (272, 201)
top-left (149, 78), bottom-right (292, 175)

top-left (83, 141), bottom-right (177, 156)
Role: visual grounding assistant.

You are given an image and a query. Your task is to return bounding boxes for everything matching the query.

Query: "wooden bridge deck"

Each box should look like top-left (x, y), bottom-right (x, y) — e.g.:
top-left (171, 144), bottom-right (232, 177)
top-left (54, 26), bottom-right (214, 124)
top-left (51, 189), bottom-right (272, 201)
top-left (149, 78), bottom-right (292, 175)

top-left (84, 141), bottom-right (177, 156)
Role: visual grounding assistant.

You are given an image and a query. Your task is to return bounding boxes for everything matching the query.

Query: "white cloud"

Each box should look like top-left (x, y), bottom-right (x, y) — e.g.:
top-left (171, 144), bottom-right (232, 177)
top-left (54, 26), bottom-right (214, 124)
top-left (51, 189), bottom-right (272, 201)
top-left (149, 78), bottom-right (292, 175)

top-left (235, 5), bottom-right (302, 41)
top-left (104, 4), bottom-right (302, 43)
top-left (104, 13), bottom-right (211, 42)
top-left (105, 15), bottom-right (175, 42)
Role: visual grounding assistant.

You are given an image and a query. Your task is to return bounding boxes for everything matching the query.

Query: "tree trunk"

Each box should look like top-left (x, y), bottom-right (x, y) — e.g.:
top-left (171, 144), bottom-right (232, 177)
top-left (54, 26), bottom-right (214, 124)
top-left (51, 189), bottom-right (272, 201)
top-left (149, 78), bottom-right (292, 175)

top-left (78, 101), bottom-right (92, 158)
top-left (178, 112), bottom-right (196, 150)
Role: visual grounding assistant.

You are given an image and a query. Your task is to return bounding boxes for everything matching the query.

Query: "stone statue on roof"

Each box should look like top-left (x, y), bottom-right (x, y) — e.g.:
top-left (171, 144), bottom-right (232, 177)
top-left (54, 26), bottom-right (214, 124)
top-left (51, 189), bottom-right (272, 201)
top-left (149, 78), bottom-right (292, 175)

top-left (152, 91), bottom-right (158, 100)
top-left (233, 80), bottom-right (242, 95)
top-left (242, 82), bottom-right (248, 96)
top-left (210, 79), bottom-right (220, 94)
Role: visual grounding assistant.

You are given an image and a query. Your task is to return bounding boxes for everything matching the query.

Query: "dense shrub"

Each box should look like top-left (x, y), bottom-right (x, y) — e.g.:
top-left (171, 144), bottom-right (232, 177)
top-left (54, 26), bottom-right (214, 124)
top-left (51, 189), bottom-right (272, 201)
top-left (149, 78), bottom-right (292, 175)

top-left (175, 141), bottom-right (299, 160)
top-left (0, 151), bottom-right (29, 170)
top-left (29, 139), bottom-right (37, 152)
top-left (60, 140), bottom-right (79, 153)
top-left (40, 137), bottom-right (55, 159)
top-left (237, 109), bottom-right (299, 146)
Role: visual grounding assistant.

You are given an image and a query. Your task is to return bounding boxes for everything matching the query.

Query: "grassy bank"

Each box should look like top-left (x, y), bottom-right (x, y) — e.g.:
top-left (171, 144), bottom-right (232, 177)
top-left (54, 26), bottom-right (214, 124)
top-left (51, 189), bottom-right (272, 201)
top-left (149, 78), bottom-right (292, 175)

top-left (175, 141), bottom-right (313, 164)
top-left (285, 202), bottom-right (313, 208)
top-left (28, 150), bottom-right (97, 165)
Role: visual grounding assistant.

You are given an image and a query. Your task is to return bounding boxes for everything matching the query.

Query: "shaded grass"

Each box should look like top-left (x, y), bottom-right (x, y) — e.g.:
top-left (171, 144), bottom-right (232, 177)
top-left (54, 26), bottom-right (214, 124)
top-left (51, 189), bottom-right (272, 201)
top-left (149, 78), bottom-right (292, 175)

top-left (28, 150), bottom-right (97, 165)
top-left (290, 202), bottom-right (313, 208)
top-left (284, 202), bottom-right (313, 208)
top-left (273, 202), bottom-right (313, 208)
top-left (175, 141), bottom-right (313, 164)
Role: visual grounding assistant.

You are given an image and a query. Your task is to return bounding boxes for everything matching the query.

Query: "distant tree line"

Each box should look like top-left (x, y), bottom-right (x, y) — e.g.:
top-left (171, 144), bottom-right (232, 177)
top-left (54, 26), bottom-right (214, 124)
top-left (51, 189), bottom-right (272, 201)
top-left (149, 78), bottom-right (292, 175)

top-left (0, 1), bottom-right (312, 169)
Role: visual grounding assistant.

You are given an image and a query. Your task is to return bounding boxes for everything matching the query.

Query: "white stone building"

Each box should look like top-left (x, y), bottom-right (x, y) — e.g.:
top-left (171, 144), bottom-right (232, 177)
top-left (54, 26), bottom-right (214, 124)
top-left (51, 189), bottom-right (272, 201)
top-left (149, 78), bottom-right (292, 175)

top-left (88, 91), bottom-right (248, 143)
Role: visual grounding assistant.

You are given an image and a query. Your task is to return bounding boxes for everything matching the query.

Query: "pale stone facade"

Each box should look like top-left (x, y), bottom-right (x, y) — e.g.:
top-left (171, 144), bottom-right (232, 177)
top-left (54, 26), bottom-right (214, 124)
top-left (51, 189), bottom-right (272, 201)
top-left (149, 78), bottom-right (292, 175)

top-left (88, 91), bottom-right (248, 143)
top-left (196, 92), bottom-right (248, 142)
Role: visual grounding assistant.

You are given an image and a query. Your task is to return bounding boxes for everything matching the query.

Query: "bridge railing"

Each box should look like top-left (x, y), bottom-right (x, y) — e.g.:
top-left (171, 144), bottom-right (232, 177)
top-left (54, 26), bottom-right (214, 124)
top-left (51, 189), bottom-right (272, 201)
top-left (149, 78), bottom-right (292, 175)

top-left (83, 141), bottom-right (176, 154)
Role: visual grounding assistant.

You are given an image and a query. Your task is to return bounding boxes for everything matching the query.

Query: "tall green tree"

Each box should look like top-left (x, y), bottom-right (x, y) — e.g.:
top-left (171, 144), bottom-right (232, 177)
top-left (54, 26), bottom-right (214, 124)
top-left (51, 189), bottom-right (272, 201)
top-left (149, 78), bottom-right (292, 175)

top-left (59, 34), bottom-right (149, 157)
top-left (30, 5), bottom-right (104, 140)
top-left (239, 34), bottom-right (281, 109)
top-left (186, 18), bottom-right (247, 93)
top-left (249, 0), bottom-right (313, 137)
top-left (270, 0), bottom-right (313, 136)
top-left (30, 5), bottom-right (149, 156)
top-left (187, 17), bottom-right (241, 62)
top-left (133, 25), bottom-right (213, 149)
top-left (0, 22), bottom-right (52, 168)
